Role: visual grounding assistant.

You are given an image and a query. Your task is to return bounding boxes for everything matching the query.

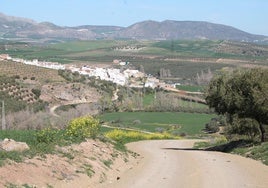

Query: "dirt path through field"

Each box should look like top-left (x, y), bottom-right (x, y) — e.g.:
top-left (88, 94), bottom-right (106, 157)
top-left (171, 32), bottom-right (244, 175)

top-left (99, 140), bottom-right (268, 188)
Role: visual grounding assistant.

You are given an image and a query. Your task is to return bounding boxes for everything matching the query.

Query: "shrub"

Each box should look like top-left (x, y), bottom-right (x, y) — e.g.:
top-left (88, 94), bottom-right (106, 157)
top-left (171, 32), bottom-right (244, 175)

top-left (205, 119), bottom-right (220, 133)
top-left (179, 132), bottom-right (187, 137)
top-left (105, 129), bottom-right (176, 144)
top-left (227, 117), bottom-right (260, 140)
top-left (31, 88), bottom-right (41, 98)
top-left (14, 75), bottom-right (20, 79)
top-left (36, 128), bottom-right (60, 144)
top-left (66, 116), bottom-right (100, 140)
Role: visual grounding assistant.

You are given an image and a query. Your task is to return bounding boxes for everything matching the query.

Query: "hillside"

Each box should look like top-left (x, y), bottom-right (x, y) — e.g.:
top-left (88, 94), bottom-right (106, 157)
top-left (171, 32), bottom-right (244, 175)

top-left (0, 12), bottom-right (267, 43)
top-left (115, 20), bottom-right (266, 42)
top-left (0, 60), bottom-right (102, 114)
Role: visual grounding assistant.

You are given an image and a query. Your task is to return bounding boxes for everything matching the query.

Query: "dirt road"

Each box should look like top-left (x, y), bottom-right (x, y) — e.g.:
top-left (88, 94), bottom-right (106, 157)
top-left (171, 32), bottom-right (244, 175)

top-left (101, 140), bottom-right (268, 188)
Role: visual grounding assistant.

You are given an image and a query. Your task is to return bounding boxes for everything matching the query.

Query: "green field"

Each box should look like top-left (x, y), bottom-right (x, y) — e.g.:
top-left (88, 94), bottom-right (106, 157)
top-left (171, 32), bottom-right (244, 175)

top-left (2, 40), bottom-right (267, 81)
top-left (99, 112), bottom-right (215, 136)
top-left (142, 93), bottom-right (208, 110)
top-left (52, 40), bottom-right (121, 52)
top-left (176, 85), bottom-right (204, 92)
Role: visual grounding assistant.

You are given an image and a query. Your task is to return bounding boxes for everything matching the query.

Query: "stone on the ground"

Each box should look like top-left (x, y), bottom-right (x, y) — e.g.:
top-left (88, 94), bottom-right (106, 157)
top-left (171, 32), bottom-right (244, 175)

top-left (0, 138), bottom-right (29, 152)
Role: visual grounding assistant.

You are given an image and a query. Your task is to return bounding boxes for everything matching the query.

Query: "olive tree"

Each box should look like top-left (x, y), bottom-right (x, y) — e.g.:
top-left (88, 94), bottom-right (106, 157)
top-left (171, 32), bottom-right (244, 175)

top-left (206, 68), bottom-right (268, 142)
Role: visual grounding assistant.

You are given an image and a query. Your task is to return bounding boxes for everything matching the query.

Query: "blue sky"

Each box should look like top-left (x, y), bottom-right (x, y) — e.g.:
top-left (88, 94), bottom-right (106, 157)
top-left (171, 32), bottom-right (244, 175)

top-left (0, 0), bottom-right (267, 35)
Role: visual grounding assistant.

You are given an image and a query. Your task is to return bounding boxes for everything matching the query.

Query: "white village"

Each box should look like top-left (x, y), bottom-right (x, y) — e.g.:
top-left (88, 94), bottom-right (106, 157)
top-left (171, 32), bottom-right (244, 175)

top-left (0, 53), bottom-right (169, 89)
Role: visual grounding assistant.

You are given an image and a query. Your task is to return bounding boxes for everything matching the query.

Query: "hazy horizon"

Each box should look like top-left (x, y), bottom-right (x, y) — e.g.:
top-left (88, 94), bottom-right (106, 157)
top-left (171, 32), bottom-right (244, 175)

top-left (0, 0), bottom-right (267, 36)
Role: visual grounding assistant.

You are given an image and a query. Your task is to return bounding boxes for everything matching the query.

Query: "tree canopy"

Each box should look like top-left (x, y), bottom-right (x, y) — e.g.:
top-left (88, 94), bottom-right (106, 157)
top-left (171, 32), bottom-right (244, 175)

top-left (205, 68), bottom-right (268, 142)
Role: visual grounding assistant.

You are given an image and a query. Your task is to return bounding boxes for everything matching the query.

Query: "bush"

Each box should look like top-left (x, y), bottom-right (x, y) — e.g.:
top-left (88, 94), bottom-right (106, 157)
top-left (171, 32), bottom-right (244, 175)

top-left (66, 116), bottom-right (100, 140)
top-left (105, 129), bottom-right (176, 144)
top-left (227, 117), bottom-right (260, 140)
top-left (205, 119), bottom-right (220, 133)
top-left (36, 128), bottom-right (60, 144)
top-left (179, 132), bottom-right (187, 137)
top-left (31, 88), bottom-right (41, 98)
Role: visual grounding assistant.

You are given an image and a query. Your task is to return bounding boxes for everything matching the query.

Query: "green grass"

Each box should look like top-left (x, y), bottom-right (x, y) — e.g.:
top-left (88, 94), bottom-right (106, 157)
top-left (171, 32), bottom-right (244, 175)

top-left (194, 138), bottom-right (268, 166)
top-left (231, 142), bottom-right (268, 165)
top-left (176, 85), bottom-right (204, 92)
top-left (99, 112), bottom-right (215, 135)
top-left (0, 130), bottom-right (37, 165)
top-left (0, 130), bottom-right (38, 145)
top-left (0, 129), bottom-right (67, 165)
top-left (52, 40), bottom-right (120, 52)
top-left (151, 40), bottom-right (220, 57)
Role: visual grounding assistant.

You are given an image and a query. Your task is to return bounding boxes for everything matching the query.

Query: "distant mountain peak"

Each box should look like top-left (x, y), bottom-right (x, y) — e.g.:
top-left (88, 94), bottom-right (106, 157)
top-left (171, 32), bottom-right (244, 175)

top-left (0, 12), bottom-right (266, 43)
top-left (0, 12), bottom-right (36, 24)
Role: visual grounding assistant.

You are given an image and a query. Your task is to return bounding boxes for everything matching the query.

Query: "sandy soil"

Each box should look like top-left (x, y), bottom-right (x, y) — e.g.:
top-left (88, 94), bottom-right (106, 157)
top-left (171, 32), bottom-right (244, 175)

top-left (0, 139), bottom-right (138, 188)
top-left (100, 140), bottom-right (268, 188)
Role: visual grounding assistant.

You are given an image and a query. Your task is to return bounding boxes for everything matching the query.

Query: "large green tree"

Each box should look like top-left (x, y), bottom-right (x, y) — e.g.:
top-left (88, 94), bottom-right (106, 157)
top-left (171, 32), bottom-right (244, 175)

top-left (206, 68), bottom-right (268, 142)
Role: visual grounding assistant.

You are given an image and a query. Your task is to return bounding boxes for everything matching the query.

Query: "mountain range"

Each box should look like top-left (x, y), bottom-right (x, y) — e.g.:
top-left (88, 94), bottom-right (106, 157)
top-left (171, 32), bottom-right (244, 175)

top-left (0, 12), bottom-right (267, 43)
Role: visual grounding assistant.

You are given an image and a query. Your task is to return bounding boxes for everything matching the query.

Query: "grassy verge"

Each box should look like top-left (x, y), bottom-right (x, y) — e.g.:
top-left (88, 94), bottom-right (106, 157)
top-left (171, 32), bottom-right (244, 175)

top-left (0, 129), bottom-right (63, 165)
top-left (194, 138), bottom-right (268, 166)
top-left (0, 114), bottom-right (180, 165)
top-left (0, 116), bottom-right (101, 165)
top-left (231, 142), bottom-right (268, 165)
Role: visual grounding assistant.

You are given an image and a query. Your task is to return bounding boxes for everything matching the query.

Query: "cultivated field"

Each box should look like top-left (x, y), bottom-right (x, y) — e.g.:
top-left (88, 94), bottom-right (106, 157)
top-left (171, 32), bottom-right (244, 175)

top-left (0, 60), bottom-right (64, 83)
top-left (99, 112), bottom-right (215, 136)
top-left (1, 40), bottom-right (268, 82)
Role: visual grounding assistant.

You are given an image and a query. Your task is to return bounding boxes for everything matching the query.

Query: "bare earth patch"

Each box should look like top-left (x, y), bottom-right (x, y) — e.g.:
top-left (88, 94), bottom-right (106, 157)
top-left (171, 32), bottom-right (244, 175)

top-left (0, 140), bottom-right (139, 188)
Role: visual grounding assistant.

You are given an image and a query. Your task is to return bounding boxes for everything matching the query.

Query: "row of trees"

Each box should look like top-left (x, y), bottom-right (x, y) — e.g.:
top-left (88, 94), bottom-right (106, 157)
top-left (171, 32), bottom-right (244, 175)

top-left (205, 68), bottom-right (268, 142)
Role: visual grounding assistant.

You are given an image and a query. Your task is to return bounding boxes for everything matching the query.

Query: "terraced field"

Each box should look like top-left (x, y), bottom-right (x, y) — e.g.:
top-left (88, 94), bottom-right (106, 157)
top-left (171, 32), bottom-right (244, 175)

top-left (0, 60), bottom-right (64, 83)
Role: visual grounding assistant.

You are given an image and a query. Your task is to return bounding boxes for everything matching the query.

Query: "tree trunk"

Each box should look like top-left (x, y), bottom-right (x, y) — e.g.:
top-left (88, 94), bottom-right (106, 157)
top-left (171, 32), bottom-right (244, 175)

top-left (259, 123), bottom-right (265, 142)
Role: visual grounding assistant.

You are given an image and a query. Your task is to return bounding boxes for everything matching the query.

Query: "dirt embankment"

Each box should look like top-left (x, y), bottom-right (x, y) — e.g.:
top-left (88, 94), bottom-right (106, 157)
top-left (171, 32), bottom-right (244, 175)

top-left (0, 140), bottom-right (139, 188)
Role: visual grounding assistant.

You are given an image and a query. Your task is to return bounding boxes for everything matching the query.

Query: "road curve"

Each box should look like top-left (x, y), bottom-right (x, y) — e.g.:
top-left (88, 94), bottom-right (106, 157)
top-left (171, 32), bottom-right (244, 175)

top-left (101, 140), bottom-right (268, 188)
